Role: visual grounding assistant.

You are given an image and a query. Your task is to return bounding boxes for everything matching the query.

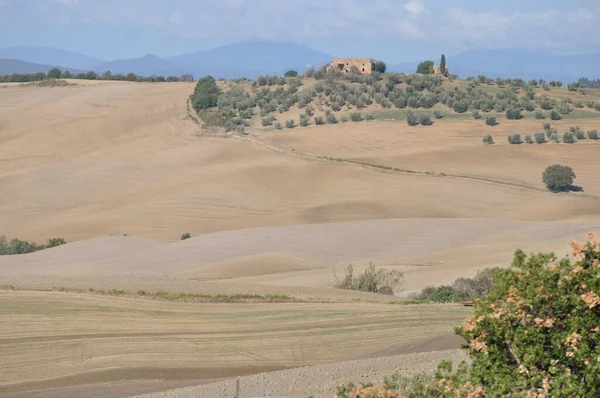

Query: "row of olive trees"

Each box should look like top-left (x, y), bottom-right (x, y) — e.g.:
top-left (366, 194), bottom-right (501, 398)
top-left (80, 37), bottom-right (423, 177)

top-left (0, 69), bottom-right (194, 83)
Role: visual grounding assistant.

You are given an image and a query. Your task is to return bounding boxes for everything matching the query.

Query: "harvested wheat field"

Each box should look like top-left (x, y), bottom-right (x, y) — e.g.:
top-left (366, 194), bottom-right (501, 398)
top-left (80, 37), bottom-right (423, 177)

top-left (1, 80), bottom-right (599, 397)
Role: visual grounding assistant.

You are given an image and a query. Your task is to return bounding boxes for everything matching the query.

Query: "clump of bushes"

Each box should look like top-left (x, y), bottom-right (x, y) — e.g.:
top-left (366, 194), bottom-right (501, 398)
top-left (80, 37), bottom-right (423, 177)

top-left (350, 112), bottom-right (363, 122)
top-left (325, 111), bottom-right (338, 124)
top-left (525, 134), bottom-right (533, 144)
top-left (181, 233), bottom-right (191, 240)
top-left (534, 131), bottom-right (546, 144)
top-left (508, 134), bottom-right (522, 144)
top-left (433, 110), bottom-right (443, 119)
top-left (543, 164), bottom-right (576, 192)
top-left (261, 115), bottom-right (276, 126)
top-left (0, 236), bottom-right (66, 255)
top-left (562, 131), bottom-right (575, 144)
top-left (274, 122), bottom-right (282, 130)
top-left (550, 109), bottom-right (562, 120)
top-left (482, 134), bottom-right (494, 145)
top-left (365, 113), bottom-right (375, 121)
top-left (336, 263), bottom-right (403, 295)
top-left (285, 119), bottom-right (296, 129)
top-left (314, 116), bottom-right (325, 125)
top-left (506, 108), bottom-right (522, 120)
top-left (534, 110), bottom-right (545, 119)
top-left (571, 126), bottom-right (585, 140)
top-left (472, 111), bottom-right (481, 120)
top-left (412, 268), bottom-right (495, 303)
top-left (485, 116), bottom-right (497, 126)
top-left (588, 129), bottom-right (599, 140)
top-left (299, 114), bottom-right (310, 127)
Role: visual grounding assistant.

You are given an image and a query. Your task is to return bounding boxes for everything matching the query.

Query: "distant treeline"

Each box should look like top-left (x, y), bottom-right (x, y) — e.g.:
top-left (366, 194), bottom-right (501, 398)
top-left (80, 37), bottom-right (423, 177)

top-left (0, 68), bottom-right (195, 83)
top-left (576, 77), bottom-right (600, 89)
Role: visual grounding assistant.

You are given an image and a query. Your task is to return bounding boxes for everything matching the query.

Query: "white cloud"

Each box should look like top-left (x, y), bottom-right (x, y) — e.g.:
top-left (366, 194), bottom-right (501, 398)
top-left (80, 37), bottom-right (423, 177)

top-left (404, 0), bottom-right (426, 15)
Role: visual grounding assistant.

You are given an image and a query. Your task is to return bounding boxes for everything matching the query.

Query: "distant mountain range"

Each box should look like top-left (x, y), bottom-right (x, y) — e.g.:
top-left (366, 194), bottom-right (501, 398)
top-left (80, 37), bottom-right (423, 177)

top-left (0, 42), bottom-right (598, 82)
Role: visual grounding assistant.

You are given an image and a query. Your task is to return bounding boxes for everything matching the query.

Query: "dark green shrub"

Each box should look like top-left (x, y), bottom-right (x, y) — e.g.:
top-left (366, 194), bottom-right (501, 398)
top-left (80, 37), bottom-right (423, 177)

top-left (285, 119), bottom-right (296, 129)
top-left (543, 164), bottom-right (576, 191)
top-left (0, 236), bottom-right (66, 255)
top-left (419, 113), bottom-right (433, 126)
top-left (261, 116), bottom-right (276, 126)
top-left (534, 132), bottom-right (546, 144)
top-left (586, 101), bottom-right (596, 108)
top-left (274, 122), bottom-right (282, 130)
top-left (534, 110), bottom-right (545, 119)
top-left (406, 110), bottom-right (419, 126)
top-left (181, 233), bottom-right (191, 240)
top-left (341, 115), bottom-right (349, 123)
top-left (543, 122), bottom-right (551, 131)
top-left (414, 269), bottom-right (495, 302)
top-left (326, 112), bottom-right (338, 124)
top-left (550, 132), bottom-right (560, 143)
top-left (482, 134), bottom-right (494, 145)
top-left (46, 238), bottom-right (67, 248)
top-left (472, 111), bottom-right (481, 120)
top-left (588, 129), bottom-right (599, 140)
top-left (192, 76), bottom-right (220, 111)
top-left (314, 116), bottom-right (325, 125)
top-left (299, 114), bottom-right (310, 127)
top-left (485, 116), bottom-right (497, 126)
top-left (558, 103), bottom-right (571, 115)
top-left (572, 127), bottom-right (585, 140)
top-left (453, 101), bottom-right (469, 113)
top-left (284, 70), bottom-right (298, 78)
top-left (365, 113), bottom-right (375, 121)
top-left (350, 112), bottom-right (363, 122)
top-left (525, 134), bottom-right (533, 144)
top-left (433, 110), bottom-right (443, 119)
top-left (562, 132), bottom-right (575, 144)
top-left (506, 108), bottom-right (522, 120)
top-left (550, 110), bottom-right (562, 120)
top-left (508, 134), bottom-right (522, 144)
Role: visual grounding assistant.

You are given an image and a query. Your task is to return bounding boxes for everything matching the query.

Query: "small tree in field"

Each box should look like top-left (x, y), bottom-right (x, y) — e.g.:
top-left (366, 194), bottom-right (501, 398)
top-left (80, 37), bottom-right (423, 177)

top-left (48, 68), bottom-right (62, 79)
top-left (482, 134), bottom-right (494, 145)
top-left (535, 131), bottom-right (546, 144)
top-left (181, 233), bottom-right (191, 240)
top-left (485, 116), bottom-right (497, 126)
top-left (406, 110), bottom-right (419, 126)
top-left (284, 70), bottom-right (298, 78)
top-left (543, 165), bottom-right (576, 192)
top-left (588, 129), bottom-right (599, 140)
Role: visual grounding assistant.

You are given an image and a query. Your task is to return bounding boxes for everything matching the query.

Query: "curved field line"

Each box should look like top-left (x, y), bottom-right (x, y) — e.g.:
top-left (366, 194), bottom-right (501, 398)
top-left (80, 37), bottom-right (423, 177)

top-left (186, 102), bottom-right (600, 200)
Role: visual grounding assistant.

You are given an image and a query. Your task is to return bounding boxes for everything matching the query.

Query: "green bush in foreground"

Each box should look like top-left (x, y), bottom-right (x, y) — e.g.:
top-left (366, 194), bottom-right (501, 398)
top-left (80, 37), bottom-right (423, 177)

top-left (508, 134), bottom-right (522, 144)
top-left (525, 134), bottom-right (533, 144)
top-left (588, 129), bottom-right (599, 140)
top-left (482, 134), bottom-right (494, 145)
top-left (181, 233), bottom-right (191, 240)
top-left (543, 164), bottom-right (576, 192)
top-left (338, 234), bottom-right (600, 397)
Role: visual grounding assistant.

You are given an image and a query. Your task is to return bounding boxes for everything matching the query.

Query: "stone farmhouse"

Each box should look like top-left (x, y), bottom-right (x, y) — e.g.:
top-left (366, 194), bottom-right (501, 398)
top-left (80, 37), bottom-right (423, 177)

top-left (433, 65), bottom-right (449, 75)
top-left (327, 58), bottom-right (373, 74)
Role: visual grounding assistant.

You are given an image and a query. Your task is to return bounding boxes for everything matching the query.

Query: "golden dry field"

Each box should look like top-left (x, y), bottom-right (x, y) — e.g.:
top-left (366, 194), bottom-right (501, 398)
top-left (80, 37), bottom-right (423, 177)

top-left (0, 79), bottom-right (599, 397)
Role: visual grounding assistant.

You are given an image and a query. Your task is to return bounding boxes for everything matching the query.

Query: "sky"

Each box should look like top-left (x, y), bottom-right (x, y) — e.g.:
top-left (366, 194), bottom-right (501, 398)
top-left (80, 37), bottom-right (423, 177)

top-left (1, 0), bottom-right (599, 62)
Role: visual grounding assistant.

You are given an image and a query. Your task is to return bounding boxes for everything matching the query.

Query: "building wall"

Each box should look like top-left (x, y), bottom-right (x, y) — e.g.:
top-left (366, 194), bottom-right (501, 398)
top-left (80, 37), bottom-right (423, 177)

top-left (327, 58), bottom-right (373, 74)
top-left (433, 65), bottom-right (449, 75)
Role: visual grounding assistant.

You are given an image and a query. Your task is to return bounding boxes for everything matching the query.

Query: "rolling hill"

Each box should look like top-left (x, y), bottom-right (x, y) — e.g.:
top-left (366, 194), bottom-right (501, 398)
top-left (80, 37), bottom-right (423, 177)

top-left (0, 46), bottom-right (103, 70)
top-left (0, 59), bottom-right (79, 75)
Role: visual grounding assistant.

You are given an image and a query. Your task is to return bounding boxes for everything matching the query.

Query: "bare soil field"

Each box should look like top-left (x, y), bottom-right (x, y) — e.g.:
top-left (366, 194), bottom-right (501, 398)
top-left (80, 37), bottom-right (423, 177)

top-left (0, 81), bottom-right (599, 397)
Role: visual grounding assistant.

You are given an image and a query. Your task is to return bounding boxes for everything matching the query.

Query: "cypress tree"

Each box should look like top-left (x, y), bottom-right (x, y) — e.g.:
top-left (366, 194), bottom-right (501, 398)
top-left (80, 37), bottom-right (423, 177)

top-left (440, 54), bottom-right (446, 76)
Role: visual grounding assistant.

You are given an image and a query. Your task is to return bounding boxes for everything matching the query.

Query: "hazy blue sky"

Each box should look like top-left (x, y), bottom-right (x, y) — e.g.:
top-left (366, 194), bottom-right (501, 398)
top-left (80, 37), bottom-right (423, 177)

top-left (1, 0), bottom-right (599, 62)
